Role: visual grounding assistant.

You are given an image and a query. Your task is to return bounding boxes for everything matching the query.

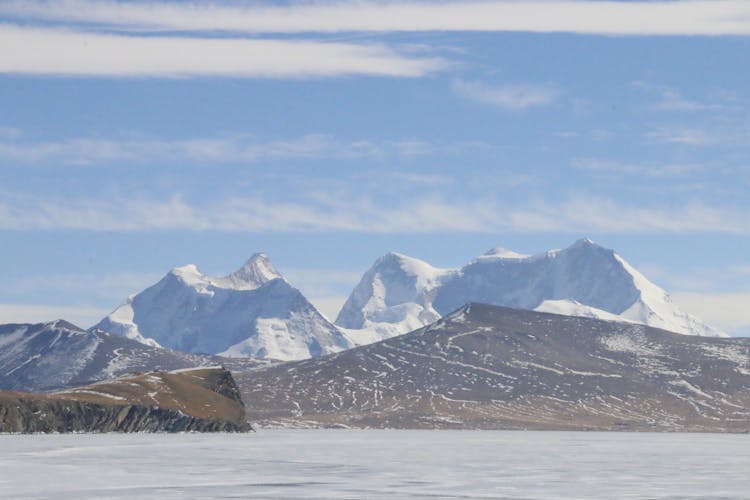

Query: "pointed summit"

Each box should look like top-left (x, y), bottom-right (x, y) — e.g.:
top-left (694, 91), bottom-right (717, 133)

top-left (94, 254), bottom-right (350, 360)
top-left (568, 237), bottom-right (600, 250)
top-left (223, 253), bottom-right (283, 290)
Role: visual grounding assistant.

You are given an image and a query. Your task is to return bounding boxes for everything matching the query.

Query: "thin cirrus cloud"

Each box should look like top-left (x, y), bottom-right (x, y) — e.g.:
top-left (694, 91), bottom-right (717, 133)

top-left (1, 192), bottom-right (749, 235)
top-left (572, 158), bottom-right (705, 177)
top-left (0, 24), bottom-right (445, 78)
top-left (4, 1), bottom-right (750, 36)
top-left (452, 79), bottom-right (559, 110)
top-left (645, 126), bottom-right (718, 146)
top-left (631, 81), bottom-right (733, 112)
top-left (0, 133), bottom-right (453, 166)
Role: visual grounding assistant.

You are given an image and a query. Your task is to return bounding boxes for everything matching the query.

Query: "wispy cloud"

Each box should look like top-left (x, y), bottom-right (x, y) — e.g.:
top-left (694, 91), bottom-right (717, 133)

top-left (0, 24), bottom-right (445, 78)
top-left (452, 79), bottom-right (558, 110)
top-left (631, 81), bottom-right (734, 112)
top-left (573, 158), bottom-right (704, 177)
top-left (0, 133), bottom-right (445, 166)
top-left (645, 126), bottom-right (718, 145)
top-left (5, 1), bottom-right (750, 36)
top-left (392, 172), bottom-right (453, 185)
top-left (2, 192), bottom-right (749, 235)
top-left (0, 125), bottom-right (20, 139)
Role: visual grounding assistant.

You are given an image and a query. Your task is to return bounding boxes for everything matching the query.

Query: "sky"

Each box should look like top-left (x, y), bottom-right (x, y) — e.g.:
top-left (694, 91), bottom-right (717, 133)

top-left (1, 0), bottom-right (749, 335)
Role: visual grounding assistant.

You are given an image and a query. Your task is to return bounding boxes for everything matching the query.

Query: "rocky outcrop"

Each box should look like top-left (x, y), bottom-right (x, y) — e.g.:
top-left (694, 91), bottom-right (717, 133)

top-left (0, 367), bottom-right (251, 433)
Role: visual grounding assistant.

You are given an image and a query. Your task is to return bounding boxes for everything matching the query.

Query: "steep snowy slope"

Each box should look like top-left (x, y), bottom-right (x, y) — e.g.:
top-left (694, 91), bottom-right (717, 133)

top-left (0, 320), bottom-right (212, 392)
top-left (336, 239), bottom-right (725, 341)
top-left (94, 254), bottom-right (352, 360)
top-left (336, 252), bottom-right (450, 339)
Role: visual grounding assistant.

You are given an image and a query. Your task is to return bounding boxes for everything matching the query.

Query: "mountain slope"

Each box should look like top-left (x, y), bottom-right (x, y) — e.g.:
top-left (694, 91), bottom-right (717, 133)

top-left (94, 254), bottom-right (352, 360)
top-left (240, 304), bottom-right (750, 431)
top-left (336, 252), bottom-right (448, 339)
top-left (336, 239), bottom-right (725, 340)
top-left (0, 320), bottom-right (222, 392)
top-left (0, 367), bottom-right (251, 433)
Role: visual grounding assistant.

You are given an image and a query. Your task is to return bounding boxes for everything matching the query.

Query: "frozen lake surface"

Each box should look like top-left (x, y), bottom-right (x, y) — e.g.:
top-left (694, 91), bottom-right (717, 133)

top-left (1, 430), bottom-right (749, 499)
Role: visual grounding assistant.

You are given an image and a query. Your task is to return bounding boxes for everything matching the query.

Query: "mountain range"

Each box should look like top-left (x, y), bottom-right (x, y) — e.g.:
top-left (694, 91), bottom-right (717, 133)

top-left (0, 320), bottom-right (265, 392)
top-left (335, 238), bottom-right (725, 340)
top-left (88, 239), bottom-right (723, 363)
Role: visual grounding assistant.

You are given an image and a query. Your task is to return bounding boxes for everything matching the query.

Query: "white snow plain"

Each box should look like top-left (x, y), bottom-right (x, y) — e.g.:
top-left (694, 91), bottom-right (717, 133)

top-left (1, 430), bottom-right (749, 499)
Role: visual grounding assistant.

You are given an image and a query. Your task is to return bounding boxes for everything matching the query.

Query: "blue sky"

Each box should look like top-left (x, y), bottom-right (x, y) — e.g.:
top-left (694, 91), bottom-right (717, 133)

top-left (1, 1), bottom-right (749, 335)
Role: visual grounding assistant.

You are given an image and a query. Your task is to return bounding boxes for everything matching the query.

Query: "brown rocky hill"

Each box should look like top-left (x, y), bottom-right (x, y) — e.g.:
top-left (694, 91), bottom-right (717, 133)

top-left (237, 303), bottom-right (750, 431)
top-left (0, 367), bottom-right (251, 433)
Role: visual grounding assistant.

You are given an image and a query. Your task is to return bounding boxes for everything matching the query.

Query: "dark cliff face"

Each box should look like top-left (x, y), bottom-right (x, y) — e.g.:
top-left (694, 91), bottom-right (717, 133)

top-left (237, 303), bottom-right (750, 432)
top-left (0, 367), bottom-right (252, 433)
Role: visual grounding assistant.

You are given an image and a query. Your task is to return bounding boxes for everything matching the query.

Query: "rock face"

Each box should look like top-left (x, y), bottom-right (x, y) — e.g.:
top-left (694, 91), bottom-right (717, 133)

top-left (94, 254), bottom-right (351, 360)
top-left (0, 367), bottom-right (251, 433)
top-left (240, 304), bottom-right (750, 431)
top-left (0, 320), bottom-right (267, 393)
top-left (336, 239), bottom-right (725, 341)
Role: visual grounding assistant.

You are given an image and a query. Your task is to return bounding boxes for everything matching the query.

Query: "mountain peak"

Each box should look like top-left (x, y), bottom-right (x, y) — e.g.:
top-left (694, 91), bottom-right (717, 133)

top-left (337, 239), bottom-right (726, 339)
top-left (376, 251), bottom-right (411, 264)
top-left (568, 237), bottom-right (600, 250)
top-left (227, 253), bottom-right (283, 289)
top-left (95, 253), bottom-right (349, 360)
top-left (47, 319), bottom-right (84, 332)
top-left (169, 264), bottom-right (203, 284)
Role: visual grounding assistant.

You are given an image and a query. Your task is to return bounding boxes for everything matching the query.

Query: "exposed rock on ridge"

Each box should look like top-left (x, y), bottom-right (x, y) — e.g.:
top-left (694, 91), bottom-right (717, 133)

top-left (0, 367), bottom-right (251, 433)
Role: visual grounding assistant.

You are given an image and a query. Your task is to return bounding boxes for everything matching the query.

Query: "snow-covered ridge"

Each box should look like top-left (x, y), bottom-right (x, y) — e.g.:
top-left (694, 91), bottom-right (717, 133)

top-left (336, 238), bottom-right (726, 342)
top-left (169, 253), bottom-right (283, 292)
top-left (94, 254), bottom-right (351, 361)
top-left (0, 320), bottom-right (209, 392)
top-left (474, 247), bottom-right (531, 261)
top-left (335, 252), bottom-right (451, 340)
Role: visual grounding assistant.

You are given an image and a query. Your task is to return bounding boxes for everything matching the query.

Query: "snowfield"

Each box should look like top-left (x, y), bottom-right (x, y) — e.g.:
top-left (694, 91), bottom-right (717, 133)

top-left (336, 238), bottom-right (726, 343)
top-left (95, 254), bottom-right (351, 360)
top-left (1, 431), bottom-right (749, 499)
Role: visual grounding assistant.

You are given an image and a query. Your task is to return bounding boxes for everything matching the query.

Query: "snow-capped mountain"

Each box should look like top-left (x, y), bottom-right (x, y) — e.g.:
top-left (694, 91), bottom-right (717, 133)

top-left (94, 254), bottom-right (352, 360)
top-left (0, 320), bottom-right (211, 392)
top-left (336, 239), bottom-right (726, 340)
